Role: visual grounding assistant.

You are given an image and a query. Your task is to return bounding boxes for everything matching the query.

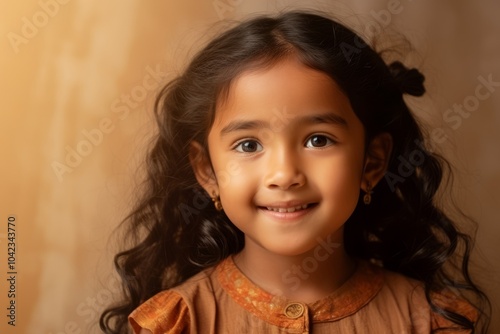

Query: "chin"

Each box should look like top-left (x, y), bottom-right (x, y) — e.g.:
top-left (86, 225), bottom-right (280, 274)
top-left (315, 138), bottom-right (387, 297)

top-left (263, 241), bottom-right (317, 257)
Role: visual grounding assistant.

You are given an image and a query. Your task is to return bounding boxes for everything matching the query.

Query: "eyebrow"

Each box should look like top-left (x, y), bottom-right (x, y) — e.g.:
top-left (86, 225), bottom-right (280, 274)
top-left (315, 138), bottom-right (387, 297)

top-left (304, 113), bottom-right (348, 127)
top-left (219, 112), bottom-right (348, 137)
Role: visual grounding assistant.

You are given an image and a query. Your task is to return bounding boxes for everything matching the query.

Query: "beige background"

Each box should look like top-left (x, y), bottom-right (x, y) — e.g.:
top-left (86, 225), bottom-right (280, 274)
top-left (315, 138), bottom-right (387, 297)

top-left (1, 0), bottom-right (499, 333)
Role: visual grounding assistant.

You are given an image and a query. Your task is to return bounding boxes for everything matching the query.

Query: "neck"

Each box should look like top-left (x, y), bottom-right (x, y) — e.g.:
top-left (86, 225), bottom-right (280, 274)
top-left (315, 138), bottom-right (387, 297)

top-left (232, 233), bottom-right (356, 303)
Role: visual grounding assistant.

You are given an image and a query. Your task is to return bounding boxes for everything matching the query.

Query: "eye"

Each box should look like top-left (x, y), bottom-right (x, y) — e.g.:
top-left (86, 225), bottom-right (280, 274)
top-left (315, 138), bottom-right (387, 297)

top-left (305, 135), bottom-right (335, 148)
top-left (234, 140), bottom-right (263, 153)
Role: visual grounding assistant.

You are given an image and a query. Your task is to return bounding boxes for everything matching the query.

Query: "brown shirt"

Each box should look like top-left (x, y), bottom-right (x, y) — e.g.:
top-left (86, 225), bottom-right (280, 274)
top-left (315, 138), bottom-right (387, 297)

top-left (129, 255), bottom-right (476, 333)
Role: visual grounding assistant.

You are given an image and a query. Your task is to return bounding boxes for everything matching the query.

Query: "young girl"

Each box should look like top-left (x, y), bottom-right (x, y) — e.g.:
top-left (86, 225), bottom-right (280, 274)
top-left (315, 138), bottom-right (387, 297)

top-left (100, 11), bottom-right (490, 333)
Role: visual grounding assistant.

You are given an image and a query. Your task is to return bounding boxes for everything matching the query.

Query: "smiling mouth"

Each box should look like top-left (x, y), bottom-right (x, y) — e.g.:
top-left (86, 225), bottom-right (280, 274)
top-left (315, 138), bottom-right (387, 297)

top-left (262, 203), bottom-right (317, 213)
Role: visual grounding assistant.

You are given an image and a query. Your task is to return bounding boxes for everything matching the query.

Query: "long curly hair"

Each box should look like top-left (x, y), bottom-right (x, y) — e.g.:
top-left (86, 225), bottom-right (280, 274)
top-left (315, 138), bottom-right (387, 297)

top-left (100, 10), bottom-right (490, 333)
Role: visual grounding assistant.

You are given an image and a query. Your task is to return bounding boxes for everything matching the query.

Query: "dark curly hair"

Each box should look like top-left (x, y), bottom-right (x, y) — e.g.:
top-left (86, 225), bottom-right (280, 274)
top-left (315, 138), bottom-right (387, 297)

top-left (100, 10), bottom-right (490, 333)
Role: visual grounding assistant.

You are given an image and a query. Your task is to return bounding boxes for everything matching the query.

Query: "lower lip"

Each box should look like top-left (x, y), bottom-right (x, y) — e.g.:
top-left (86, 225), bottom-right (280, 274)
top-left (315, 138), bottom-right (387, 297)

top-left (259, 205), bottom-right (316, 221)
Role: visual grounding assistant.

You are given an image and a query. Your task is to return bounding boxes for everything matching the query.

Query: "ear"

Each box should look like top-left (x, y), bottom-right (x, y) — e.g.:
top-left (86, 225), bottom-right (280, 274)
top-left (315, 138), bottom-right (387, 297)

top-left (361, 132), bottom-right (393, 191)
top-left (189, 141), bottom-right (218, 195)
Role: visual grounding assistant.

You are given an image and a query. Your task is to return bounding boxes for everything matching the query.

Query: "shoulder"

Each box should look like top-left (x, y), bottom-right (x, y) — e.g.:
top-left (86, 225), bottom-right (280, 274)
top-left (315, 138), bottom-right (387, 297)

top-left (128, 289), bottom-right (189, 334)
top-left (429, 288), bottom-right (478, 331)
top-left (376, 266), bottom-right (477, 332)
top-left (365, 264), bottom-right (429, 320)
top-left (379, 266), bottom-right (426, 304)
top-left (128, 265), bottom-right (219, 334)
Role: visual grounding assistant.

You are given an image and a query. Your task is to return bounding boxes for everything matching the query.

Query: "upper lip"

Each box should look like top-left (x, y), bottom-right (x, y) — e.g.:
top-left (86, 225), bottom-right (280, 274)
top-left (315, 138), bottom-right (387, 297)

top-left (259, 200), bottom-right (314, 209)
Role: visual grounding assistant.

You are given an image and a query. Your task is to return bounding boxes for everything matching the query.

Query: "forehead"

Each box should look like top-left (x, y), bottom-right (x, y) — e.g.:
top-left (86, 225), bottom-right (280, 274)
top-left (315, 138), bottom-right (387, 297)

top-left (213, 57), bottom-right (357, 127)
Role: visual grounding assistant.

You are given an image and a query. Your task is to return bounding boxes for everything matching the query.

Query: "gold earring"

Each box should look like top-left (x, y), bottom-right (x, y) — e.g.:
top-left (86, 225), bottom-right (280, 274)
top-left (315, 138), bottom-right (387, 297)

top-left (211, 191), bottom-right (223, 211)
top-left (363, 182), bottom-right (373, 205)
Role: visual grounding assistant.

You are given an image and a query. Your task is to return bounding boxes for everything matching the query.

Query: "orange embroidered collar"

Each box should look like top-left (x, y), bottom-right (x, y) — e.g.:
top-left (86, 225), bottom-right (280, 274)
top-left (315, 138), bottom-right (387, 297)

top-left (216, 255), bottom-right (384, 328)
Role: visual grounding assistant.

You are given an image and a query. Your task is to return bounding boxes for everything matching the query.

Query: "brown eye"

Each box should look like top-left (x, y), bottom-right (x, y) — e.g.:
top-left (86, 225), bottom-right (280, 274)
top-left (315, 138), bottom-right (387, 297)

top-left (234, 140), bottom-right (262, 153)
top-left (305, 135), bottom-right (333, 148)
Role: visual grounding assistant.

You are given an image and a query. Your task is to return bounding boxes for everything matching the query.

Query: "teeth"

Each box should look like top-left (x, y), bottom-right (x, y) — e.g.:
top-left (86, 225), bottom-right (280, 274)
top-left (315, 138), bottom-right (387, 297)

top-left (266, 204), bottom-right (309, 213)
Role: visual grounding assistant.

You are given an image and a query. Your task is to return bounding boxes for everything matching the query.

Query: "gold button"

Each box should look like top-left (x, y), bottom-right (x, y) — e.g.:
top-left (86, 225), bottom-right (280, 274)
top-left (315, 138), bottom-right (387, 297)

top-left (284, 303), bottom-right (304, 318)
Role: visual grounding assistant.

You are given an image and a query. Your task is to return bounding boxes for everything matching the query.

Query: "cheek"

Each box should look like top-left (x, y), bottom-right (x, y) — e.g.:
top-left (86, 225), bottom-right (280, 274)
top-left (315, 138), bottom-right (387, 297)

top-left (208, 147), bottom-right (240, 190)
top-left (318, 152), bottom-right (364, 202)
top-left (214, 158), bottom-right (250, 192)
top-left (212, 156), bottom-right (256, 211)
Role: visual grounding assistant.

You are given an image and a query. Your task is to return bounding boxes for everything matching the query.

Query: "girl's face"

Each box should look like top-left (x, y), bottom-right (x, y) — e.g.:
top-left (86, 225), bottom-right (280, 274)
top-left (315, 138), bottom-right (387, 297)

top-left (199, 57), bottom-right (368, 256)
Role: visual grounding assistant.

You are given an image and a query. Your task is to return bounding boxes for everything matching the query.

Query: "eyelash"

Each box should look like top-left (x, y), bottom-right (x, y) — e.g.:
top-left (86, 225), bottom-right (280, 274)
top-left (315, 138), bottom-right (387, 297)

top-left (232, 139), bottom-right (263, 153)
top-left (232, 134), bottom-right (337, 153)
top-left (304, 134), bottom-right (337, 148)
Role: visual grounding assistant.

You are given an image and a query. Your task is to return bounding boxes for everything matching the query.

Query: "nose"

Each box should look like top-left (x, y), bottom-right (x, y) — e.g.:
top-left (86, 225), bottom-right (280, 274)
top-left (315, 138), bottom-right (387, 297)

top-left (264, 146), bottom-right (306, 190)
